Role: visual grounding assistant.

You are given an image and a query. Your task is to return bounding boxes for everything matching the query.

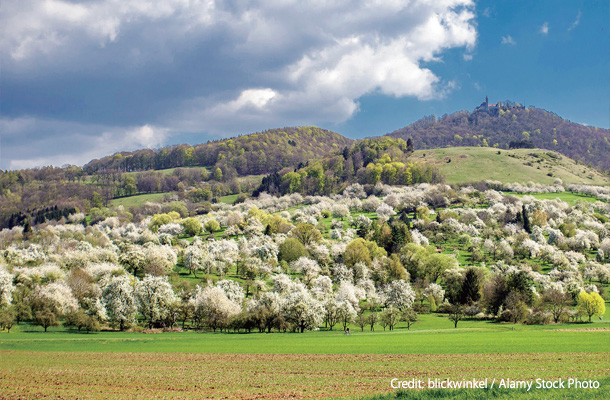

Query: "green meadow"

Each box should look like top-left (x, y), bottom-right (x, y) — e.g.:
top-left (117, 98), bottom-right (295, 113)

top-left (414, 147), bottom-right (610, 185)
top-left (1, 316), bottom-right (609, 355)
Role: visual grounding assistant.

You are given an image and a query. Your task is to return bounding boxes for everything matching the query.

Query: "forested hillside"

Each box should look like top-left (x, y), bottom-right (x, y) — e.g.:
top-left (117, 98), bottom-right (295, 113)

top-left (84, 127), bottom-right (352, 177)
top-left (254, 137), bottom-right (443, 196)
top-left (387, 102), bottom-right (610, 171)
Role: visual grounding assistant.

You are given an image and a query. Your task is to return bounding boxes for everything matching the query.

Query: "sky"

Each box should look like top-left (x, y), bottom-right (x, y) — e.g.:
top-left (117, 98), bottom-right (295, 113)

top-left (1, 0), bottom-right (608, 170)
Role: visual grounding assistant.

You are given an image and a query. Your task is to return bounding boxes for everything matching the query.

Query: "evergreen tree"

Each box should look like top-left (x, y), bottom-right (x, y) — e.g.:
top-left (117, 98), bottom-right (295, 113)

top-left (459, 268), bottom-right (481, 305)
top-left (522, 205), bottom-right (531, 233)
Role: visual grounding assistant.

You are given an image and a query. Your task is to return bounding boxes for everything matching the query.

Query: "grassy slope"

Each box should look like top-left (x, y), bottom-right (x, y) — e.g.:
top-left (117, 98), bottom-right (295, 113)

top-left (505, 191), bottom-right (605, 205)
top-left (413, 147), bottom-right (609, 185)
top-left (109, 192), bottom-right (169, 208)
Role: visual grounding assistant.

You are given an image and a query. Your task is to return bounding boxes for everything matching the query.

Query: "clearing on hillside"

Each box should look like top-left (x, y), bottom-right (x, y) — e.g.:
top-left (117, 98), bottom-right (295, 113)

top-left (413, 147), bottom-right (609, 185)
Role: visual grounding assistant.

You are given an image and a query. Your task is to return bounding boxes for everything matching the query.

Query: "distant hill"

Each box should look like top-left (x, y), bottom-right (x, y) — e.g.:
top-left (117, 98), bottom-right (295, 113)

top-left (413, 147), bottom-right (609, 186)
top-left (387, 99), bottom-right (610, 171)
top-left (1, 127), bottom-right (352, 229)
top-left (84, 127), bottom-right (353, 178)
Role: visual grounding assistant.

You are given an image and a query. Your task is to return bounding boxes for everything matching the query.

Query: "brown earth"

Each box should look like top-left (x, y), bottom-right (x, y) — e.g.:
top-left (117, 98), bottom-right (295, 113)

top-left (0, 352), bottom-right (608, 399)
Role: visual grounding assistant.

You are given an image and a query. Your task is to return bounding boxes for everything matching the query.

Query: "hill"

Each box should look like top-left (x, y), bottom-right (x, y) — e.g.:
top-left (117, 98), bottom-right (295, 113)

top-left (84, 127), bottom-right (353, 178)
top-left (387, 99), bottom-right (610, 171)
top-left (413, 147), bottom-right (610, 185)
top-left (0, 127), bottom-right (352, 229)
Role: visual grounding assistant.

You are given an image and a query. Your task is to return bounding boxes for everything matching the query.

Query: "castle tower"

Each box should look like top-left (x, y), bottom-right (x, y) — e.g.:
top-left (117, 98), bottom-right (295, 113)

top-left (485, 96), bottom-right (489, 109)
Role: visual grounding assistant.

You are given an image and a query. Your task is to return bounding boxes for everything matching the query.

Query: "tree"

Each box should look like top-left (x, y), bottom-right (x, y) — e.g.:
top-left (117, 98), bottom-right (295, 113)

top-left (204, 219), bottom-right (220, 234)
top-left (384, 279), bottom-right (415, 310)
top-left (459, 268), bottom-right (481, 305)
top-left (323, 299), bottom-right (340, 330)
top-left (182, 217), bottom-right (203, 236)
top-left (183, 246), bottom-right (208, 278)
top-left (367, 312), bottom-right (378, 331)
top-left (278, 238), bottom-right (306, 263)
top-left (0, 309), bottom-right (16, 332)
top-left (136, 275), bottom-right (178, 328)
top-left (14, 301), bottom-right (32, 324)
top-left (380, 306), bottom-right (400, 330)
top-left (337, 301), bottom-right (357, 331)
top-left (406, 138), bottom-right (414, 153)
top-left (102, 275), bottom-right (138, 331)
top-left (290, 223), bottom-right (322, 245)
top-left (447, 304), bottom-right (464, 328)
top-left (331, 204), bottom-right (350, 221)
top-left (150, 213), bottom-right (174, 232)
top-left (505, 292), bottom-right (529, 324)
top-left (356, 308), bottom-right (367, 332)
top-left (482, 274), bottom-right (508, 316)
top-left (424, 253), bottom-right (457, 283)
top-left (64, 309), bottom-right (88, 331)
top-left (193, 285), bottom-right (241, 332)
top-left (83, 315), bottom-right (100, 333)
top-left (0, 268), bottom-right (15, 307)
top-left (542, 289), bottom-right (572, 323)
top-left (120, 246), bottom-right (146, 277)
top-left (577, 291), bottom-right (606, 323)
top-left (344, 238), bottom-right (371, 267)
top-left (522, 205), bottom-right (531, 234)
top-left (281, 283), bottom-right (324, 333)
top-left (34, 307), bottom-right (60, 332)
top-left (213, 167), bottom-right (223, 181)
top-left (402, 308), bottom-right (418, 330)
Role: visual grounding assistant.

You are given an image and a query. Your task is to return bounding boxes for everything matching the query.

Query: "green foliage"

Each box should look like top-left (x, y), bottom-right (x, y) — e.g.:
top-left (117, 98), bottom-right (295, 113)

top-left (149, 213), bottom-right (174, 232)
top-left (577, 291), bottom-right (606, 322)
top-left (182, 217), bottom-right (203, 236)
top-left (204, 219), bottom-right (220, 234)
top-left (278, 238), bottom-right (306, 263)
top-left (33, 308), bottom-right (60, 332)
top-left (290, 223), bottom-right (322, 245)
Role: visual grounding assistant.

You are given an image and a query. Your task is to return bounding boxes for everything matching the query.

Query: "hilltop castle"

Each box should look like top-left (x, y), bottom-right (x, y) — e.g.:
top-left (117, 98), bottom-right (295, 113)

top-left (474, 97), bottom-right (525, 116)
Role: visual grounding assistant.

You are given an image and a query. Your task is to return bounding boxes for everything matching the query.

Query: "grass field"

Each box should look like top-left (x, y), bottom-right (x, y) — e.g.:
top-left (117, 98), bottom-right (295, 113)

top-left (110, 192), bottom-right (170, 208)
top-left (1, 322), bottom-right (609, 354)
top-left (413, 147), bottom-right (610, 185)
top-left (505, 191), bottom-right (605, 205)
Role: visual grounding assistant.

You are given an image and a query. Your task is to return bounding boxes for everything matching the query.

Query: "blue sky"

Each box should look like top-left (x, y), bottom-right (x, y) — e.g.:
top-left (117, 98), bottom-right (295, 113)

top-left (1, 0), bottom-right (608, 170)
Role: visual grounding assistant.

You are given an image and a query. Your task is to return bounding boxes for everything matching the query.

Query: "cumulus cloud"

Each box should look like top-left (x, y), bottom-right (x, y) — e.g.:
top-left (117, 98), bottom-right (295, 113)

top-left (540, 22), bottom-right (549, 35)
top-left (501, 35), bottom-right (516, 45)
top-left (1, 0), bottom-right (477, 168)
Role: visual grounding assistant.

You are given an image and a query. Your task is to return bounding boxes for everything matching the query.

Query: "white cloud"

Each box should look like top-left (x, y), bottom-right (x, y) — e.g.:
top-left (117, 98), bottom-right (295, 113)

top-left (170, 1), bottom-right (478, 133)
top-left (540, 22), bottom-right (549, 35)
top-left (501, 35), bottom-right (516, 45)
top-left (1, 0), bottom-right (215, 61)
top-left (569, 10), bottom-right (582, 31)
